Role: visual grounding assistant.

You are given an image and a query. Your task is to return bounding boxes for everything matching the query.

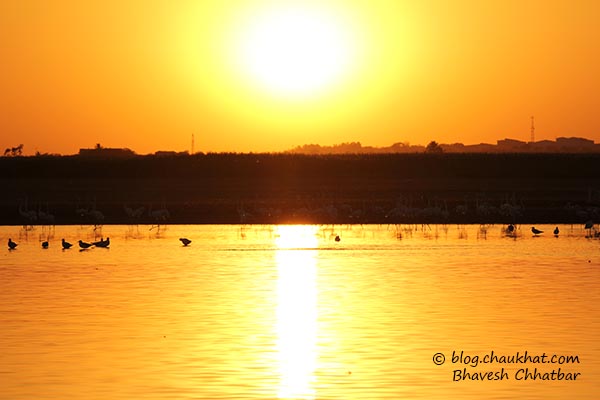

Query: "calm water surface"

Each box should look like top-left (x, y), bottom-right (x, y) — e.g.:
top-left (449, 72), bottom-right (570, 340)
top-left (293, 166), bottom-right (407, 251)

top-left (1, 224), bottom-right (599, 399)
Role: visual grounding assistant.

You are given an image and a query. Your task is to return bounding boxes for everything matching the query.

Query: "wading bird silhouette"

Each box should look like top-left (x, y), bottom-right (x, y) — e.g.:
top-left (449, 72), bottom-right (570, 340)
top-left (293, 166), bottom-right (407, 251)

top-left (531, 227), bottom-right (543, 235)
top-left (94, 237), bottom-right (110, 248)
top-left (148, 203), bottom-right (170, 232)
top-left (78, 240), bottom-right (93, 249)
top-left (18, 198), bottom-right (38, 226)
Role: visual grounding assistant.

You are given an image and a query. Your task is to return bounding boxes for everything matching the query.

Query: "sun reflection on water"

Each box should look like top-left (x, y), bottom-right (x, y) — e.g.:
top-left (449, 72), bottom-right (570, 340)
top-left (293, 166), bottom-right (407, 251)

top-left (275, 226), bottom-right (319, 399)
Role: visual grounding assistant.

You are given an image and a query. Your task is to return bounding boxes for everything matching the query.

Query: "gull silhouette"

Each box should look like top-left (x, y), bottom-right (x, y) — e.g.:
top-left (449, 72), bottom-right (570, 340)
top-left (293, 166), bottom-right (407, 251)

top-left (79, 240), bottom-right (93, 249)
top-left (553, 226), bottom-right (559, 236)
top-left (531, 227), bottom-right (543, 235)
top-left (94, 237), bottom-right (110, 248)
top-left (179, 238), bottom-right (192, 246)
top-left (8, 238), bottom-right (18, 250)
top-left (62, 238), bottom-right (72, 249)
top-left (42, 241), bottom-right (49, 249)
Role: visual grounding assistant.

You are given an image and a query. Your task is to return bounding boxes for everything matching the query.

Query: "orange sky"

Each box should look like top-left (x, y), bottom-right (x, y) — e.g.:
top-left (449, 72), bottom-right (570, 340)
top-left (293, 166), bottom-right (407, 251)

top-left (1, 0), bottom-right (599, 155)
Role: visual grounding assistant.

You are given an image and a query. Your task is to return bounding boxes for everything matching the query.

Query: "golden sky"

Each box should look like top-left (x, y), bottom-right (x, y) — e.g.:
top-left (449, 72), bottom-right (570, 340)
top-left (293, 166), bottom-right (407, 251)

top-left (1, 0), bottom-right (599, 155)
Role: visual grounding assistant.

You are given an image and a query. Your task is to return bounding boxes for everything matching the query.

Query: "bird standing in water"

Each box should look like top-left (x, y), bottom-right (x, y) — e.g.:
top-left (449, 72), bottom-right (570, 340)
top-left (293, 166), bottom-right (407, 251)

top-left (94, 237), bottom-right (110, 248)
top-left (79, 240), bottom-right (93, 249)
top-left (531, 227), bottom-right (543, 235)
top-left (553, 227), bottom-right (559, 236)
top-left (8, 238), bottom-right (18, 250)
top-left (62, 239), bottom-right (72, 249)
top-left (42, 241), bottom-right (49, 249)
top-left (180, 238), bottom-right (192, 246)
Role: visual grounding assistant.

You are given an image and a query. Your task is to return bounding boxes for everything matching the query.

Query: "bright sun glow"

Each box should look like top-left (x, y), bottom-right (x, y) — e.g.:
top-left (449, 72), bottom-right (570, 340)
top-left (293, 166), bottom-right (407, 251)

top-left (275, 225), bottom-right (320, 249)
top-left (236, 5), bottom-right (354, 98)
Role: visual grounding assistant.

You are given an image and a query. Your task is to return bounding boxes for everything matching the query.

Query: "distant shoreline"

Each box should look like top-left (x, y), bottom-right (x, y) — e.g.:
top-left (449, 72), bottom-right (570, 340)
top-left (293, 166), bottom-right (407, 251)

top-left (286, 137), bottom-right (600, 154)
top-left (1, 153), bottom-right (599, 225)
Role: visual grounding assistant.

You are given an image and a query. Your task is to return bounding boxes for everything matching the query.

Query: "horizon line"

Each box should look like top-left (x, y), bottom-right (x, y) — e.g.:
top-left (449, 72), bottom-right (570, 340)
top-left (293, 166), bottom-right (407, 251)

top-left (3, 135), bottom-right (599, 157)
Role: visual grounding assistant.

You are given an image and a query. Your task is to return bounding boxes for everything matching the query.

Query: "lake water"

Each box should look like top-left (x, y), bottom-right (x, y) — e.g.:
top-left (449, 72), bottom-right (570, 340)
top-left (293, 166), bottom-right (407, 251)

top-left (1, 224), bottom-right (599, 399)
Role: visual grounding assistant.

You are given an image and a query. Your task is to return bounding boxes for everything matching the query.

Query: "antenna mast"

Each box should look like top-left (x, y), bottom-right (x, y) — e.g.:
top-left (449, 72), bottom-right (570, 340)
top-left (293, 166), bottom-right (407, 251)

top-left (530, 116), bottom-right (535, 143)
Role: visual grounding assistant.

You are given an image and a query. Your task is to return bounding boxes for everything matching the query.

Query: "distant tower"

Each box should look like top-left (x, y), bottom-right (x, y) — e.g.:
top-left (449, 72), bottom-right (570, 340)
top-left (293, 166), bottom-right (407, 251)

top-left (191, 133), bottom-right (195, 155)
top-left (530, 116), bottom-right (535, 143)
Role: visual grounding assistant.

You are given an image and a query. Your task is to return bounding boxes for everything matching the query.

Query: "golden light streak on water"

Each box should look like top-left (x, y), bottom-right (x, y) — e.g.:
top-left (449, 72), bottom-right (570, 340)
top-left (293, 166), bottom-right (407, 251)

top-left (1, 224), bottom-right (600, 399)
top-left (275, 226), bottom-right (319, 399)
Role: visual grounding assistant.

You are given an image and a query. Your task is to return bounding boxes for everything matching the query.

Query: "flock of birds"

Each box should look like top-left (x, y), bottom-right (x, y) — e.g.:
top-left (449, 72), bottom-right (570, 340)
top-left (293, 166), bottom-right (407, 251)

top-left (504, 221), bottom-right (598, 237)
top-left (6, 222), bottom-right (598, 250)
top-left (7, 237), bottom-right (111, 250)
top-left (529, 226), bottom-right (558, 236)
top-left (532, 220), bottom-right (598, 236)
top-left (502, 223), bottom-right (558, 236)
top-left (7, 236), bottom-right (192, 250)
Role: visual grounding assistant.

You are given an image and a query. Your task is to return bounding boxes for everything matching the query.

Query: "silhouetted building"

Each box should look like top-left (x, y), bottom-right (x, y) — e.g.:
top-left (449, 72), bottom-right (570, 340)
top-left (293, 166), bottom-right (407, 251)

top-left (530, 140), bottom-right (556, 152)
top-left (440, 143), bottom-right (466, 153)
top-left (497, 138), bottom-right (527, 152)
top-left (286, 137), bottom-right (599, 154)
top-left (468, 143), bottom-right (496, 152)
top-left (78, 147), bottom-right (136, 158)
top-left (154, 151), bottom-right (190, 157)
top-left (556, 137), bottom-right (595, 152)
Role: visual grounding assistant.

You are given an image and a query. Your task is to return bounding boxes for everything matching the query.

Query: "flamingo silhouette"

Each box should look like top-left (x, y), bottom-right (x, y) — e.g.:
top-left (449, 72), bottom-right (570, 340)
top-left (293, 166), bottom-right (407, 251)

top-left (18, 198), bottom-right (38, 225)
top-left (124, 205), bottom-right (145, 220)
top-left (584, 220), bottom-right (595, 237)
top-left (37, 203), bottom-right (55, 225)
top-left (149, 205), bottom-right (170, 222)
top-left (148, 203), bottom-right (170, 232)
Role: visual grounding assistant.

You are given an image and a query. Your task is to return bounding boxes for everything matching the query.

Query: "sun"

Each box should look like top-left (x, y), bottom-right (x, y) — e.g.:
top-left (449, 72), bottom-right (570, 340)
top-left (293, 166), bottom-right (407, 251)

top-left (235, 5), bottom-right (355, 98)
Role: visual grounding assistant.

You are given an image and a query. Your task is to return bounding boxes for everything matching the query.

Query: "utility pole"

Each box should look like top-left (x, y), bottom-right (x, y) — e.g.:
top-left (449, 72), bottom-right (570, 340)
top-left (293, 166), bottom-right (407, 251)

top-left (530, 116), bottom-right (535, 143)
top-left (191, 133), bottom-right (195, 155)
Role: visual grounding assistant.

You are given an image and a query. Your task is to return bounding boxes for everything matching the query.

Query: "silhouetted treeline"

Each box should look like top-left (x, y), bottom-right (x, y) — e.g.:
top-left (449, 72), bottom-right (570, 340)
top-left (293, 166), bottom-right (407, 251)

top-left (2, 153), bottom-right (600, 179)
top-left (1, 153), bottom-right (600, 224)
top-left (286, 137), bottom-right (600, 154)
